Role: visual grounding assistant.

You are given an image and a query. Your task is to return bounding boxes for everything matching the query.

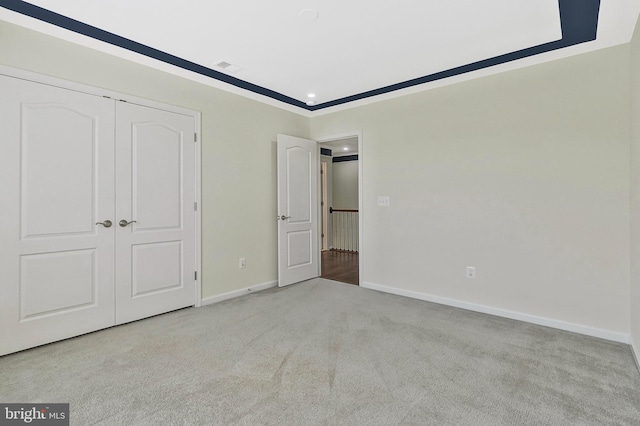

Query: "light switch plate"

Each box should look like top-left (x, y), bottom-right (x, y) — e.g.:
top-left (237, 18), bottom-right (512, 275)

top-left (377, 196), bottom-right (390, 206)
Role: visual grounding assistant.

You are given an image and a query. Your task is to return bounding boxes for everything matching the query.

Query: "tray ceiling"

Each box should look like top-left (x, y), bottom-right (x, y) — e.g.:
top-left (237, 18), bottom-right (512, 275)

top-left (0, 0), bottom-right (636, 113)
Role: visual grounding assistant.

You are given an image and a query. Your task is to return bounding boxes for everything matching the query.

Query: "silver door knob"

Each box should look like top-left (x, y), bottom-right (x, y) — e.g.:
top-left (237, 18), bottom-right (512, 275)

top-left (96, 220), bottom-right (112, 228)
top-left (279, 215), bottom-right (291, 221)
top-left (119, 219), bottom-right (137, 227)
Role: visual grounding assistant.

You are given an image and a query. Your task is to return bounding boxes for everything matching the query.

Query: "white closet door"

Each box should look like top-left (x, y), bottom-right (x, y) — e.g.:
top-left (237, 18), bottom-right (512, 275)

top-left (0, 77), bottom-right (116, 356)
top-left (114, 102), bottom-right (196, 324)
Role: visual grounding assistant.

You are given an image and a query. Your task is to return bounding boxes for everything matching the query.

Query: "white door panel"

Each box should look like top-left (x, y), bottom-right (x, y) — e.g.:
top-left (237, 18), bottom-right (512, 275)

top-left (115, 102), bottom-right (196, 324)
top-left (0, 77), bottom-right (115, 356)
top-left (277, 134), bottom-right (318, 287)
top-left (21, 103), bottom-right (97, 237)
top-left (287, 147), bottom-right (312, 222)
top-left (19, 249), bottom-right (96, 318)
top-left (131, 241), bottom-right (182, 296)
top-left (132, 123), bottom-right (182, 230)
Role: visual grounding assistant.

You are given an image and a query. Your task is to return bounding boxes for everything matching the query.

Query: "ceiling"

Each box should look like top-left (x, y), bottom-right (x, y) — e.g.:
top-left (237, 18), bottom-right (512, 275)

top-left (1, 0), bottom-right (639, 114)
top-left (321, 138), bottom-right (359, 157)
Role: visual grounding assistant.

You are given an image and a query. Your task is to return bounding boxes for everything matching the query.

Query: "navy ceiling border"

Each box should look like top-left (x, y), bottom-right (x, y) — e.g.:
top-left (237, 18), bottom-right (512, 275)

top-left (0, 0), bottom-right (308, 109)
top-left (317, 0), bottom-right (600, 110)
top-left (0, 0), bottom-right (599, 111)
top-left (333, 155), bottom-right (358, 163)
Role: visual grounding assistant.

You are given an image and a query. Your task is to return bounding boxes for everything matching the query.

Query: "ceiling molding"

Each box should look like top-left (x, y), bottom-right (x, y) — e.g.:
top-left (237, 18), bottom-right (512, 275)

top-left (0, 0), bottom-right (309, 109)
top-left (0, 0), bottom-right (607, 113)
top-left (314, 0), bottom-right (599, 110)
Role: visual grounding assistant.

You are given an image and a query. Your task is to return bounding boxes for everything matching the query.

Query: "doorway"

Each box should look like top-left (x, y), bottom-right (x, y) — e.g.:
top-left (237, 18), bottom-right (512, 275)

top-left (317, 133), bottom-right (362, 286)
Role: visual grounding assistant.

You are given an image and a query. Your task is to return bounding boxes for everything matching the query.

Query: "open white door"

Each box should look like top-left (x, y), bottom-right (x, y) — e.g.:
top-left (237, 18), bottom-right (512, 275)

top-left (277, 134), bottom-right (319, 287)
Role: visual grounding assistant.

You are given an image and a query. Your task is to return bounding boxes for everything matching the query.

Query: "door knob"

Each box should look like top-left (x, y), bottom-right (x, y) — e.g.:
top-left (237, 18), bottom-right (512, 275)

top-left (96, 220), bottom-right (112, 228)
top-left (279, 215), bottom-right (291, 221)
top-left (119, 219), bottom-right (137, 227)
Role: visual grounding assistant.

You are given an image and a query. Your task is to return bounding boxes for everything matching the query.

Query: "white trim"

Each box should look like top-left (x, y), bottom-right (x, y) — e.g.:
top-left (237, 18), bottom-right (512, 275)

top-left (316, 131), bottom-right (363, 285)
top-left (0, 9), bottom-right (310, 117)
top-left (0, 64), bottom-right (198, 117)
top-left (194, 112), bottom-right (202, 307)
top-left (632, 339), bottom-right (640, 374)
top-left (361, 281), bottom-right (631, 344)
top-left (201, 280), bottom-right (278, 306)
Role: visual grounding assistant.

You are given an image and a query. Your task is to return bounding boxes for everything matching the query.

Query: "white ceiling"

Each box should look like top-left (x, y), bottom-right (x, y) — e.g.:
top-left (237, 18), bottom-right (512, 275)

top-left (1, 1), bottom-right (640, 114)
top-left (321, 138), bottom-right (359, 157)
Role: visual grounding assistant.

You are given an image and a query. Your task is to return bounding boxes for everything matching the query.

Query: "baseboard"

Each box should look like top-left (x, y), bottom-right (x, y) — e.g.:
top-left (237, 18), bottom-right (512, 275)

top-left (632, 339), bottom-right (640, 374)
top-left (201, 280), bottom-right (278, 306)
top-left (361, 281), bottom-right (630, 344)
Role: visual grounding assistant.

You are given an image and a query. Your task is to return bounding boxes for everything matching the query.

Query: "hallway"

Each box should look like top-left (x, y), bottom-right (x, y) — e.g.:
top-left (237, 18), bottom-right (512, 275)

top-left (320, 250), bottom-right (359, 285)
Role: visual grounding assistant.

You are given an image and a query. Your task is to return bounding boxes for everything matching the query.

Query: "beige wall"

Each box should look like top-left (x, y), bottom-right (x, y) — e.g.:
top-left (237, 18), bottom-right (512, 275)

top-left (332, 160), bottom-right (359, 210)
top-left (630, 16), bottom-right (640, 360)
top-left (311, 46), bottom-right (631, 335)
top-left (1, 18), bottom-right (637, 343)
top-left (0, 21), bottom-right (310, 299)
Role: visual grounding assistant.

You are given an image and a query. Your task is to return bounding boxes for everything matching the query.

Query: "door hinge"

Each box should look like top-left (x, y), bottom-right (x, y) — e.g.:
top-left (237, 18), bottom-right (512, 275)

top-left (194, 201), bottom-right (198, 211)
top-left (195, 271), bottom-right (198, 280)
top-left (321, 233), bottom-right (325, 238)
top-left (194, 133), bottom-right (197, 142)
top-left (321, 201), bottom-right (324, 206)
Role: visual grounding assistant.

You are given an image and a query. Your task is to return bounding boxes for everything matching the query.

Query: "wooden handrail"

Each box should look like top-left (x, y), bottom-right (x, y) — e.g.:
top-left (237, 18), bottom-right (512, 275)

top-left (330, 208), bottom-right (358, 213)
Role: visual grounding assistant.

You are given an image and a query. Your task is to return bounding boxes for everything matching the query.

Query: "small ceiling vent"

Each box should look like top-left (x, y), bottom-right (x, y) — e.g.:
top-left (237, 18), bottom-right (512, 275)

top-left (213, 60), bottom-right (243, 74)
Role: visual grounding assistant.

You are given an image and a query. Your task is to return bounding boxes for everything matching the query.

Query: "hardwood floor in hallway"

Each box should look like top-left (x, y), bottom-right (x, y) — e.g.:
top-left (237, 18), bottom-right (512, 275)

top-left (320, 250), bottom-right (359, 285)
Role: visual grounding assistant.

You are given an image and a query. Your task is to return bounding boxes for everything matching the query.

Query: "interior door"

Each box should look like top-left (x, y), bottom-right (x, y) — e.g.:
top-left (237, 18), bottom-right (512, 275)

top-left (277, 134), bottom-right (318, 287)
top-left (115, 102), bottom-right (196, 324)
top-left (0, 76), bottom-right (115, 356)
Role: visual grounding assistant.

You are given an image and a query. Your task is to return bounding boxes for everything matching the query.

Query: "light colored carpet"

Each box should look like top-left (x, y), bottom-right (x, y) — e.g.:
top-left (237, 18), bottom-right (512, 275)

top-left (1, 278), bottom-right (639, 425)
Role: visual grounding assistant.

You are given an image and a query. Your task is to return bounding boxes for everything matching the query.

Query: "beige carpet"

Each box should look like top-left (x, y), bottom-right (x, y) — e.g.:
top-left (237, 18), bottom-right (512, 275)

top-left (1, 278), bottom-right (639, 425)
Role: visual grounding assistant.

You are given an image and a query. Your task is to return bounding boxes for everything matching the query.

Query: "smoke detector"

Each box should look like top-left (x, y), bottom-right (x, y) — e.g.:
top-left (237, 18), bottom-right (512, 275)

top-left (299, 9), bottom-right (319, 22)
top-left (213, 60), bottom-right (243, 74)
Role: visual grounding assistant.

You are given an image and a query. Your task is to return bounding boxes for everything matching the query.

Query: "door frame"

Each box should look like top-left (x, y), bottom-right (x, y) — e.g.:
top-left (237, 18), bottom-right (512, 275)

top-left (0, 64), bottom-right (203, 307)
top-left (320, 160), bottom-right (329, 251)
top-left (315, 131), bottom-right (363, 285)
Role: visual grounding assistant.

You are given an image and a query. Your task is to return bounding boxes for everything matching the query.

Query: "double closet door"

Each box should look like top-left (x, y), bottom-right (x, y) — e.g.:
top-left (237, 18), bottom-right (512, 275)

top-left (0, 76), bottom-right (197, 356)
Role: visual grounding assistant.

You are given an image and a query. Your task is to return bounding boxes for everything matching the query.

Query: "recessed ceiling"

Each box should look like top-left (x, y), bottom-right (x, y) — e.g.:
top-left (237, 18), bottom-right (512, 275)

top-left (0, 0), bottom-right (638, 113)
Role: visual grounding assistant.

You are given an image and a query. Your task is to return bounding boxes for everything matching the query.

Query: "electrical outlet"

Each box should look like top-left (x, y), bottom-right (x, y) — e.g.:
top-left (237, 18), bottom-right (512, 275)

top-left (466, 266), bottom-right (476, 279)
top-left (239, 258), bottom-right (246, 269)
